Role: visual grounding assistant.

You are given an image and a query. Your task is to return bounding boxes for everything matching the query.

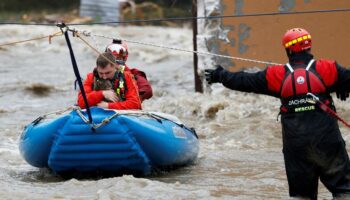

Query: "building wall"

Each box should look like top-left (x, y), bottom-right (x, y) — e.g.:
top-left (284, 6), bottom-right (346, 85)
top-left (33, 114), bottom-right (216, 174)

top-left (80, 0), bottom-right (119, 22)
top-left (198, 0), bottom-right (350, 71)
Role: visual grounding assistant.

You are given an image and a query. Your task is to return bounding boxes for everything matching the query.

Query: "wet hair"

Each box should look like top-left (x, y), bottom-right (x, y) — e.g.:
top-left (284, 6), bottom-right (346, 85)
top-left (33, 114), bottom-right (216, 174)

top-left (96, 52), bottom-right (115, 68)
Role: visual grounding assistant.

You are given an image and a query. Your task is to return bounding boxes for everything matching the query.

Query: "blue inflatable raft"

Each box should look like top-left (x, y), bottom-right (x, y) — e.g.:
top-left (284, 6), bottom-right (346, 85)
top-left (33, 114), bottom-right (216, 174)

top-left (19, 107), bottom-right (199, 175)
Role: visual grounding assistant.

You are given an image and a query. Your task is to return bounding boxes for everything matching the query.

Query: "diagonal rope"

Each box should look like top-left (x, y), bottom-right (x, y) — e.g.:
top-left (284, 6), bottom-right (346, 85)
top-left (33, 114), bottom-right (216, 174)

top-left (0, 31), bottom-right (63, 47)
top-left (74, 32), bottom-right (118, 67)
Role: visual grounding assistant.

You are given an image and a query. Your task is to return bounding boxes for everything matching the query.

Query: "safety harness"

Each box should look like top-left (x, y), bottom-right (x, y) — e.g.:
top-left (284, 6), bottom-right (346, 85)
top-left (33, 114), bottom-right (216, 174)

top-left (279, 59), bottom-right (335, 114)
top-left (93, 65), bottom-right (128, 101)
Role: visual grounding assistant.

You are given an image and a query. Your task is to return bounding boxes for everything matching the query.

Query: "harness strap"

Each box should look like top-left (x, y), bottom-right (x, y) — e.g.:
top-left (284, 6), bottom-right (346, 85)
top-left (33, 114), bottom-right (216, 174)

top-left (63, 30), bottom-right (93, 125)
top-left (280, 93), bottom-right (333, 113)
top-left (92, 65), bottom-right (127, 101)
top-left (307, 93), bottom-right (350, 128)
top-left (285, 59), bottom-right (315, 72)
top-left (285, 63), bottom-right (294, 72)
top-left (305, 59), bottom-right (315, 71)
top-left (305, 60), bottom-right (315, 92)
top-left (116, 65), bottom-right (127, 100)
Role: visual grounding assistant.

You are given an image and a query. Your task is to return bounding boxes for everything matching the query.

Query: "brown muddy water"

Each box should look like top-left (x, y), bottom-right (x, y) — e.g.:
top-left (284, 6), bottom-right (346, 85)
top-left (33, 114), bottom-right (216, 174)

top-left (1, 25), bottom-right (349, 199)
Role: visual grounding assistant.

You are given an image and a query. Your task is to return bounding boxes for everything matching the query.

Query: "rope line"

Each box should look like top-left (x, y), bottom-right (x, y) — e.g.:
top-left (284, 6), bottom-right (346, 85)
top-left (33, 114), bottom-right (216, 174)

top-left (78, 30), bottom-right (281, 66)
top-left (0, 8), bottom-right (349, 26)
top-left (30, 106), bottom-right (74, 126)
top-left (0, 24), bottom-right (281, 66)
top-left (75, 32), bottom-right (118, 67)
top-left (0, 31), bottom-right (63, 47)
top-left (43, 106), bottom-right (74, 117)
top-left (73, 28), bottom-right (278, 66)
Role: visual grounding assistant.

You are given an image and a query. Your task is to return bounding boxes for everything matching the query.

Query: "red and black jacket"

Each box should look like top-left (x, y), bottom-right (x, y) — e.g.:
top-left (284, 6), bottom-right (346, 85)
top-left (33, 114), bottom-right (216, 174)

top-left (125, 65), bottom-right (153, 102)
top-left (77, 69), bottom-right (141, 110)
top-left (219, 53), bottom-right (350, 108)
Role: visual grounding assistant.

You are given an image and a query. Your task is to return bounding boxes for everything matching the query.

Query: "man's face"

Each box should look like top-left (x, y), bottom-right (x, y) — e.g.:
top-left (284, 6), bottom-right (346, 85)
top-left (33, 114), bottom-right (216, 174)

top-left (97, 63), bottom-right (117, 80)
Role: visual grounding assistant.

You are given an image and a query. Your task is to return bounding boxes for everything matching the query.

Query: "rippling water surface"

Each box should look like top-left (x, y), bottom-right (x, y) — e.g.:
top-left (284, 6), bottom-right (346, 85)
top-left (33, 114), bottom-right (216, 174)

top-left (1, 25), bottom-right (349, 199)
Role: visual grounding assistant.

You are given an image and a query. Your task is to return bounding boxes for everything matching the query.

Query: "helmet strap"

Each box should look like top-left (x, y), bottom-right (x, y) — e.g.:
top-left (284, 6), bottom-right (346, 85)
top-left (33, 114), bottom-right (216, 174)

top-left (116, 60), bottom-right (125, 65)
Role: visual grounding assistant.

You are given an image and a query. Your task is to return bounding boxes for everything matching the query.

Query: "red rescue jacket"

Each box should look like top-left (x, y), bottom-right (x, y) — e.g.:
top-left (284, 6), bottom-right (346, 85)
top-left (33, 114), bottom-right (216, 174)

top-left (77, 70), bottom-right (142, 110)
top-left (125, 65), bottom-right (153, 101)
top-left (266, 59), bottom-right (338, 96)
top-left (266, 59), bottom-right (338, 113)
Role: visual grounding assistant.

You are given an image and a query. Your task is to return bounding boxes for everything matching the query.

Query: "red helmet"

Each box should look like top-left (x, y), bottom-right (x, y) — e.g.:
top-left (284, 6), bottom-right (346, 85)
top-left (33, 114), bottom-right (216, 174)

top-left (282, 28), bottom-right (312, 52)
top-left (105, 41), bottom-right (129, 63)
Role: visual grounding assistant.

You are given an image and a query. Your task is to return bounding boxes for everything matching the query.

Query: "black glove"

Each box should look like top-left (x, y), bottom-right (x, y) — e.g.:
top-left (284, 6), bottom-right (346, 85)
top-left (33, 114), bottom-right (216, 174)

top-left (336, 90), bottom-right (349, 101)
top-left (204, 65), bottom-right (224, 84)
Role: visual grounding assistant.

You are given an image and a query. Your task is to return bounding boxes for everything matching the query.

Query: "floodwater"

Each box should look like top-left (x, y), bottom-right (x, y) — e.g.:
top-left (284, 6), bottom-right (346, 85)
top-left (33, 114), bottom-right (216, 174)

top-left (0, 25), bottom-right (349, 199)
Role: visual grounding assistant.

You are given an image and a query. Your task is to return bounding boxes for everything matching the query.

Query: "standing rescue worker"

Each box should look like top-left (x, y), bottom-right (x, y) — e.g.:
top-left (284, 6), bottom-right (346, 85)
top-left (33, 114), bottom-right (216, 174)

top-left (106, 40), bottom-right (153, 102)
top-left (205, 28), bottom-right (350, 199)
top-left (77, 52), bottom-right (141, 110)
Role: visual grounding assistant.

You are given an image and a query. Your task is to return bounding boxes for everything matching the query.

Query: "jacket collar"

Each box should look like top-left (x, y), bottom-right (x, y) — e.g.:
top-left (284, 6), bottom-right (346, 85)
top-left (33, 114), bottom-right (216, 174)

top-left (288, 51), bottom-right (314, 65)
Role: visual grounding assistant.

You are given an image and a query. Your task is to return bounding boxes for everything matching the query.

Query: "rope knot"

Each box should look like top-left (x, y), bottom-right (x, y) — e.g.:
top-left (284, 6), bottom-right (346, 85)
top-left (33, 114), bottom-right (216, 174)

top-left (102, 118), bottom-right (110, 124)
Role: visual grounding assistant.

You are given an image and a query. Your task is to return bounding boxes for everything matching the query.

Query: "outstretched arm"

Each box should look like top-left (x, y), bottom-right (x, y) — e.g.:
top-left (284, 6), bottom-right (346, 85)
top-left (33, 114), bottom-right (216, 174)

top-left (205, 65), bottom-right (272, 95)
top-left (334, 63), bottom-right (350, 101)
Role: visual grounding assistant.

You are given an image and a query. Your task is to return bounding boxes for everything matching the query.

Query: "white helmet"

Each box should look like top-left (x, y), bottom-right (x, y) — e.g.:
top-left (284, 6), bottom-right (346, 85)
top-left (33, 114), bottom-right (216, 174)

top-left (105, 40), bottom-right (128, 64)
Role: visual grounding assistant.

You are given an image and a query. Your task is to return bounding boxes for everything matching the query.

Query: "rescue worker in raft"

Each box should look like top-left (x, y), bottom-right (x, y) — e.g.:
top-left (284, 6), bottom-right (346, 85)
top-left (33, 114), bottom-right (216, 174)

top-left (205, 28), bottom-right (350, 199)
top-left (77, 52), bottom-right (142, 110)
top-left (105, 40), bottom-right (153, 102)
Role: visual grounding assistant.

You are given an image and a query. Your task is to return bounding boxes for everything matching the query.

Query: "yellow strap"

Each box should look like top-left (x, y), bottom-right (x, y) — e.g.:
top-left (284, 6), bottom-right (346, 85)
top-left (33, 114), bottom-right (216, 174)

top-left (119, 80), bottom-right (124, 89)
top-left (119, 65), bottom-right (125, 73)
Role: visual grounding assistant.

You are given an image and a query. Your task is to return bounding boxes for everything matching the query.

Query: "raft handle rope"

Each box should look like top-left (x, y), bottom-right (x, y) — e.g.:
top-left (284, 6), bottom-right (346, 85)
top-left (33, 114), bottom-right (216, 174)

top-left (30, 106), bottom-right (74, 126)
top-left (74, 107), bottom-right (168, 129)
top-left (74, 107), bottom-right (119, 129)
top-left (307, 93), bottom-right (350, 128)
top-left (75, 107), bottom-right (197, 137)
